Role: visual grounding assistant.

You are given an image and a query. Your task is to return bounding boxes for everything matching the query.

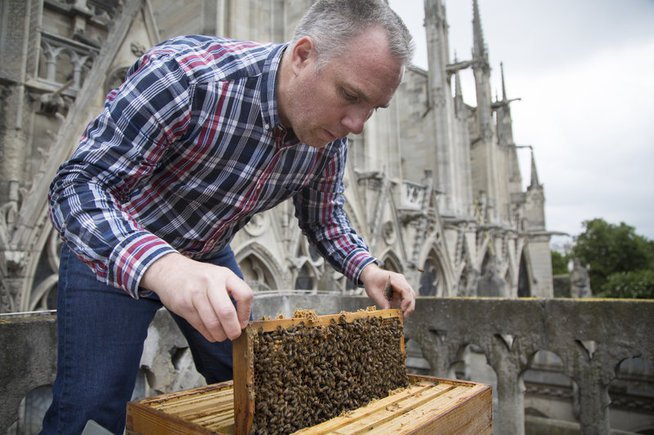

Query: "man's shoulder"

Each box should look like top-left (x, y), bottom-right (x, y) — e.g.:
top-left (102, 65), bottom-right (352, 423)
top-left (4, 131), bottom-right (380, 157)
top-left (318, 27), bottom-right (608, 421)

top-left (149, 35), bottom-right (283, 83)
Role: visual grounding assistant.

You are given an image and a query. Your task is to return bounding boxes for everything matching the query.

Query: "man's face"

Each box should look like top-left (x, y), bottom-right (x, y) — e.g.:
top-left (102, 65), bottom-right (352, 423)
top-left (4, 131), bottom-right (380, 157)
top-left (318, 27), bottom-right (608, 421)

top-left (280, 27), bottom-right (404, 148)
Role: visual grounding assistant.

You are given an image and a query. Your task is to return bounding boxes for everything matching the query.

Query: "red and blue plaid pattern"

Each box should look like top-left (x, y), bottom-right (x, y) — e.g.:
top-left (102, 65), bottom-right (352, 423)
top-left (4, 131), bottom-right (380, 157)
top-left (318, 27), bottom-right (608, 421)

top-left (49, 35), bottom-right (375, 297)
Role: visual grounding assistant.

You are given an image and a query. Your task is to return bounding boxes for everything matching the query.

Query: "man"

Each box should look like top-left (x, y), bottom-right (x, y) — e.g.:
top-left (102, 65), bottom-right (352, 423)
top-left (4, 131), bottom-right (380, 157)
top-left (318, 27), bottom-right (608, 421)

top-left (42, 0), bottom-right (416, 433)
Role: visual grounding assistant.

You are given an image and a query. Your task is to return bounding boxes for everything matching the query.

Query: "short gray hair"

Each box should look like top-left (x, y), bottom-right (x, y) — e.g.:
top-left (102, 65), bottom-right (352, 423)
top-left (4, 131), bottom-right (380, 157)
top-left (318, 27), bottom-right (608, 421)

top-left (291, 0), bottom-right (415, 68)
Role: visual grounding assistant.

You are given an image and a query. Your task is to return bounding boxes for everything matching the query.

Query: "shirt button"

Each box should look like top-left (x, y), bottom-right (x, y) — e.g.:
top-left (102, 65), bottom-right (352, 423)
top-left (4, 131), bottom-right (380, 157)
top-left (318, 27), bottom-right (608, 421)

top-left (264, 123), bottom-right (270, 130)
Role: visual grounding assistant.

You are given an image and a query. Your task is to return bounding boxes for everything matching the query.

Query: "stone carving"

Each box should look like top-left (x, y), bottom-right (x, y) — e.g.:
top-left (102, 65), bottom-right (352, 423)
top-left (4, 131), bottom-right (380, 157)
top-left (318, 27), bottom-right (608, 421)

top-left (1, 181), bottom-right (21, 280)
top-left (243, 213), bottom-right (267, 237)
top-left (570, 258), bottom-right (592, 298)
top-left (130, 41), bottom-right (147, 58)
top-left (38, 81), bottom-right (73, 118)
top-left (240, 255), bottom-right (274, 291)
top-left (91, 10), bottom-right (112, 27)
top-left (72, 30), bottom-right (102, 49)
top-left (40, 36), bottom-right (97, 90)
top-left (381, 221), bottom-right (395, 245)
top-left (401, 181), bottom-right (426, 210)
top-left (474, 192), bottom-right (488, 224)
top-left (419, 258), bottom-right (441, 296)
top-left (0, 202), bottom-right (17, 249)
top-left (140, 310), bottom-right (204, 395)
top-left (477, 255), bottom-right (509, 297)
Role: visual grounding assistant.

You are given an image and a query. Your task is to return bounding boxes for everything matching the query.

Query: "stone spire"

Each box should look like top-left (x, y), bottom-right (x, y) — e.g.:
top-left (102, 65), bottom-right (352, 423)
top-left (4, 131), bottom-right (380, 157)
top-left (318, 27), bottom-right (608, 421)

top-left (472, 0), bottom-right (489, 69)
top-left (424, 0), bottom-right (457, 214)
top-left (471, 0), bottom-right (493, 146)
top-left (501, 61), bottom-right (507, 100)
top-left (525, 147), bottom-right (546, 229)
top-left (424, 0), bottom-right (449, 86)
top-left (493, 62), bottom-right (517, 146)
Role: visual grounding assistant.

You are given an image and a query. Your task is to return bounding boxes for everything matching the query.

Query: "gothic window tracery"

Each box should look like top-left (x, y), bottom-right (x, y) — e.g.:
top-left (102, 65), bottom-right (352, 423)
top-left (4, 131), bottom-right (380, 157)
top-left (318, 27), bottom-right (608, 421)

top-left (292, 237), bottom-right (323, 291)
top-left (518, 251), bottom-right (531, 297)
top-left (382, 255), bottom-right (401, 273)
top-left (419, 251), bottom-right (444, 296)
top-left (294, 264), bottom-right (315, 291)
top-left (239, 254), bottom-right (276, 292)
top-left (37, 33), bottom-right (98, 91)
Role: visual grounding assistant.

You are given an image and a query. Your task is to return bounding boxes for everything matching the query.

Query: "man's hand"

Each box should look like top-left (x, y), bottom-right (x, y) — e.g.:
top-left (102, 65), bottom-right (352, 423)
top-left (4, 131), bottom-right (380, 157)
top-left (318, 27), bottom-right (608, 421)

top-left (359, 263), bottom-right (416, 316)
top-left (140, 252), bottom-right (253, 342)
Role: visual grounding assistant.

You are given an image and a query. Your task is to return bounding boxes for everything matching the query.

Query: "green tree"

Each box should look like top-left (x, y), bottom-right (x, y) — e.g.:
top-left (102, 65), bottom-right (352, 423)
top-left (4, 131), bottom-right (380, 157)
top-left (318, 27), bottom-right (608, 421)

top-left (551, 251), bottom-right (569, 275)
top-left (572, 218), bottom-right (654, 292)
top-left (599, 270), bottom-right (654, 299)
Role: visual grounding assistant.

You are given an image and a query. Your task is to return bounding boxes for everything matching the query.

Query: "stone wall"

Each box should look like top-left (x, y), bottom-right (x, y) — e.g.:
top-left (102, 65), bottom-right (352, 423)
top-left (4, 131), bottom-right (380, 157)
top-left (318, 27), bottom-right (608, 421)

top-left (0, 311), bottom-right (57, 434)
top-left (2, 296), bottom-right (652, 434)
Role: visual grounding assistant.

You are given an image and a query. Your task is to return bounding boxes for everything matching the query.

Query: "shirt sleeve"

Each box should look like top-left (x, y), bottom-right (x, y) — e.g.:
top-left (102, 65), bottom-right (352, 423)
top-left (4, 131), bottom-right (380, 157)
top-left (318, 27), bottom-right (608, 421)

top-left (292, 140), bottom-right (378, 285)
top-left (48, 54), bottom-right (193, 297)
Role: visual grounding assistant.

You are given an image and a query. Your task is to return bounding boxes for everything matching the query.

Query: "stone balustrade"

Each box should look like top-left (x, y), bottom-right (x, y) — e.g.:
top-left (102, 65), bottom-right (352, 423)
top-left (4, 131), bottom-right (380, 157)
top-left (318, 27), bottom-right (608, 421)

top-left (1, 296), bottom-right (652, 434)
top-left (394, 297), bottom-right (654, 434)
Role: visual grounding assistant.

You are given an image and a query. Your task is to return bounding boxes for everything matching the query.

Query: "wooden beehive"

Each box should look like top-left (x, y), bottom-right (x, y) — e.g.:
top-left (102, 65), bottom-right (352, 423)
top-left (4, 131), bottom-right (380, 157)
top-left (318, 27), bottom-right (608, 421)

top-left (232, 308), bottom-right (408, 434)
top-left (126, 375), bottom-right (492, 434)
top-left (126, 308), bottom-right (492, 434)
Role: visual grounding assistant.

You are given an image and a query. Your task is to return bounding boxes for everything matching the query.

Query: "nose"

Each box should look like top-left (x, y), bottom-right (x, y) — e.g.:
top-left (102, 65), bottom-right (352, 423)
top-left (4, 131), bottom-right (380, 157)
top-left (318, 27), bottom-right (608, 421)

top-left (341, 107), bottom-right (373, 135)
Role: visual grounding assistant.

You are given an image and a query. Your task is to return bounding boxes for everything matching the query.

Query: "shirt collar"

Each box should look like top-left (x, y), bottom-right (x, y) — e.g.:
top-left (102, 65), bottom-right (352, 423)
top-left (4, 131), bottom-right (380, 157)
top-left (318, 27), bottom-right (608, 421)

top-left (259, 42), bottom-right (288, 131)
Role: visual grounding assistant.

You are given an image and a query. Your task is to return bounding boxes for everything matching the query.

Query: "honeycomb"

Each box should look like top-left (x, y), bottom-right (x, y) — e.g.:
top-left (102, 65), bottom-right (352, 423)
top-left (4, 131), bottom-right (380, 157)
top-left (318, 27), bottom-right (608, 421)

top-left (248, 311), bottom-right (407, 434)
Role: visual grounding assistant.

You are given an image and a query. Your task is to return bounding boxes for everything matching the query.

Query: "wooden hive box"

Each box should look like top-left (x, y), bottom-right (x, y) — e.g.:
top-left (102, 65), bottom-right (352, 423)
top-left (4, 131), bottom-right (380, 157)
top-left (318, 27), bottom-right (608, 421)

top-left (127, 308), bottom-right (492, 434)
top-left (126, 376), bottom-right (491, 434)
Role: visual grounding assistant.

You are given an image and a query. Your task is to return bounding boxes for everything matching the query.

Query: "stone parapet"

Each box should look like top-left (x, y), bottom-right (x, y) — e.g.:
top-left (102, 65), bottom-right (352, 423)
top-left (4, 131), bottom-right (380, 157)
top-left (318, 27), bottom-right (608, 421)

top-left (394, 297), bottom-right (654, 434)
top-left (0, 311), bottom-right (57, 434)
top-left (1, 297), bottom-right (652, 434)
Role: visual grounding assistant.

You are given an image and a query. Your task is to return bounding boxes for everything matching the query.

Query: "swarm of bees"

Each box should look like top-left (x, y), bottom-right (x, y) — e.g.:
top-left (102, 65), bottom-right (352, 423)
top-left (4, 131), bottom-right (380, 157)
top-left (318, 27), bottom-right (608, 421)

top-left (249, 313), bottom-right (407, 434)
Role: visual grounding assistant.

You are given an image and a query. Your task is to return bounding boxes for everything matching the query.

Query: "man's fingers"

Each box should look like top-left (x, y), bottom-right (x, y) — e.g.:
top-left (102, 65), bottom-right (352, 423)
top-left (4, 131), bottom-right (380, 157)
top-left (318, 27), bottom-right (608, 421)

top-left (400, 288), bottom-right (416, 316)
top-left (207, 284), bottom-right (242, 340)
top-left (192, 294), bottom-right (228, 342)
top-left (361, 266), bottom-right (416, 317)
top-left (226, 274), bottom-right (254, 328)
top-left (388, 275), bottom-right (416, 317)
top-left (184, 309), bottom-right (224, 343)
top-left (371, 285), bottom-right (390, 309)
top-left (377, 295), bottom-right (391, 310)
top-left (402, 286), bottom-right (416, 316)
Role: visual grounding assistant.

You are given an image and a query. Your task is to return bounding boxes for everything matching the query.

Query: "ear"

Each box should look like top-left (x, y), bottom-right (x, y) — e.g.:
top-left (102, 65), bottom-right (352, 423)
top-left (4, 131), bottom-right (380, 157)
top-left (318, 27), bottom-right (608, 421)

top-left (290, 36), bottom-right (316, 74)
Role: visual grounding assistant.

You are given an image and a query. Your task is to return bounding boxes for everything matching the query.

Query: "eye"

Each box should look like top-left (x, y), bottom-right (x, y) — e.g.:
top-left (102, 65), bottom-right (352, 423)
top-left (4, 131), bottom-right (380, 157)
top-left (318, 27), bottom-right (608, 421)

top-left (341, 88), bottom-right (359, 103)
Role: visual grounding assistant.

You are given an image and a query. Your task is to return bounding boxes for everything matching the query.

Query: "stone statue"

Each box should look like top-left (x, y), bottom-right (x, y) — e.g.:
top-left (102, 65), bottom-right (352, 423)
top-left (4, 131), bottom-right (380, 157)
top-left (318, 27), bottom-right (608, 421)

top-left (477, 255), bottom-right (509, 297)
top-left (570, 258), bottom-right (592, 298)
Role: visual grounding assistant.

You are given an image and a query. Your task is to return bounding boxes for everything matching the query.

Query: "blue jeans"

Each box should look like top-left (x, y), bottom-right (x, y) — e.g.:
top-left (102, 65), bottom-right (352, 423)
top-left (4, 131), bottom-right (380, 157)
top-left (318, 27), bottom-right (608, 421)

top-left (41, 244), bottom-right (243, 435)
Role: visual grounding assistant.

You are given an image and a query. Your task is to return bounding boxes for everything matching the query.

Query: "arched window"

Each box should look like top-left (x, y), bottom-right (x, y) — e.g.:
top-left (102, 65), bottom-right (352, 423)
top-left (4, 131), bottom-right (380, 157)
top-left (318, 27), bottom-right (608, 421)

top-left (518, 251), bottom-right (531, 297)
top-left (381, 252), bottom-right (402, 274)
top-left (294, 264), bottom-right (315, 290)
top-left (239, 254), bottom-right (276, 291)
top-left (292, 237), bottom-right (323, 291)
top-left (419, 251), bottom-right (444, 296)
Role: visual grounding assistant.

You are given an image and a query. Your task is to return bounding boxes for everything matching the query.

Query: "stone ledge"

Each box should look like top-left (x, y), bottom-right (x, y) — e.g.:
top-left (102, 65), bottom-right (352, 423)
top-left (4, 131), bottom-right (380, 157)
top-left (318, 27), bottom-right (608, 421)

top-left (0, 312), bottom-right (57, 433)
top-left (1, 296), bottom-right (653, 434)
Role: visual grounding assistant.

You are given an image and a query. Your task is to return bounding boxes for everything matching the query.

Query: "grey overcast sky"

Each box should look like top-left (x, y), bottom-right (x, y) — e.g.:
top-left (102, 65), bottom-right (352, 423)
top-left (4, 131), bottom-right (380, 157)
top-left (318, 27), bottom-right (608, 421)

top-left (388, 0), bottom-right (654, 245)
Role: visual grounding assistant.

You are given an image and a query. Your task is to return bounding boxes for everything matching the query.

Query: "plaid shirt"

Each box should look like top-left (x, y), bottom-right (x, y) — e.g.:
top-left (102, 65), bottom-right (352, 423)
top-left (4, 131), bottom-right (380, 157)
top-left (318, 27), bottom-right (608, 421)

top-left (48, 35), bottom-right (376, 297)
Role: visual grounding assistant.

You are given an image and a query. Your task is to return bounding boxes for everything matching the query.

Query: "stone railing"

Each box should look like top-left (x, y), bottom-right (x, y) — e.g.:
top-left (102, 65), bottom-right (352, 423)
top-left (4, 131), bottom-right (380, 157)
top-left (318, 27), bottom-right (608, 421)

top-left (0, 310), bottom-right (57, 433)
top-left (1, 296), bottom-right (652, 434)
top-left (394, 297), bottom-right (654, 434)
